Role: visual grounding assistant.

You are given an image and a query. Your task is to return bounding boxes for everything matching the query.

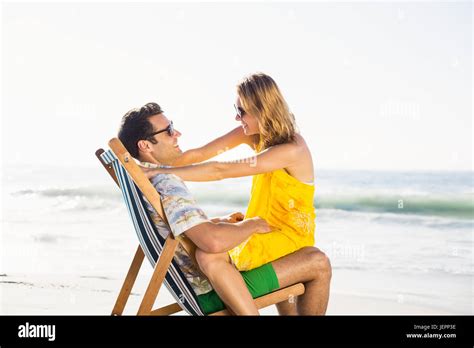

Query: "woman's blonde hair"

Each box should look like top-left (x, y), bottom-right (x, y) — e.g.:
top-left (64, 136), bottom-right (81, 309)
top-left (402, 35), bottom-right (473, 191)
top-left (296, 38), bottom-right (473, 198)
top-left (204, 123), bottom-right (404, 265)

top-left (237, 73), bottom-right (296, 151)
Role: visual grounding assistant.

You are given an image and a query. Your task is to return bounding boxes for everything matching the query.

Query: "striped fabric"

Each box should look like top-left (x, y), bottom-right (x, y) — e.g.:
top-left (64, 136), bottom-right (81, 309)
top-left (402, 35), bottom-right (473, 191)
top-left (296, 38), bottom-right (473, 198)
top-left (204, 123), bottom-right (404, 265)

top-left (100, 150), bottom-right (205, 316)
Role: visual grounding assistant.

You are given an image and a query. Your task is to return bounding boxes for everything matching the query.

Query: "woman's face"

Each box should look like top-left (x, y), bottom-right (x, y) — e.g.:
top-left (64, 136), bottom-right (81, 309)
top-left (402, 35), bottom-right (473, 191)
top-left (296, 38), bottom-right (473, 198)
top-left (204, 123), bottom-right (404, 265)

top-left (235, 97), bottom-right (259, 135)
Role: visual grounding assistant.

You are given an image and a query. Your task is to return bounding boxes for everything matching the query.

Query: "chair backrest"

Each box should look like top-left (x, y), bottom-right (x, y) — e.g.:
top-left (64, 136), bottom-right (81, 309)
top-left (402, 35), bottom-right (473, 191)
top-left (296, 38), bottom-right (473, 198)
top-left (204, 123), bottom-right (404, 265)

top-left (100, 149), bottom-right (205, 316)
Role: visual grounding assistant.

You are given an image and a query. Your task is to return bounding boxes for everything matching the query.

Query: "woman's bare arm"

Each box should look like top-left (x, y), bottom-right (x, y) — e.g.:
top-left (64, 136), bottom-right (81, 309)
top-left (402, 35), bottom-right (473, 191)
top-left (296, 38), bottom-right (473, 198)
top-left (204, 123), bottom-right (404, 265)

top-left (143, 142), bottom-right (303, 182)
top-left (171, 126), bottom-right (255, 166)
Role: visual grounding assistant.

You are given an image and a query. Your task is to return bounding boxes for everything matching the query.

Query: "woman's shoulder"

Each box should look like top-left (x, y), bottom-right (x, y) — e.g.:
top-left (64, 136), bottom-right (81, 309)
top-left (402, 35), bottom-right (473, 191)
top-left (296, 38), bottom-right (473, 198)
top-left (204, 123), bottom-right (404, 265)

top-left (293, 133), bottom-right (308, 147)
top-left (280, 133), bottom-right (308, 154)
top-left (259, 133), bottom-right (309, 158)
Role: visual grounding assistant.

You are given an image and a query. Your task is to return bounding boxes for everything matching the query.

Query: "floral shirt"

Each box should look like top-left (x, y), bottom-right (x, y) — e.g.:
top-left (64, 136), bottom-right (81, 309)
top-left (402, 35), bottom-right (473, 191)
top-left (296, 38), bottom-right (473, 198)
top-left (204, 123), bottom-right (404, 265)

top-left (141, 162), bottom-right (213, 296)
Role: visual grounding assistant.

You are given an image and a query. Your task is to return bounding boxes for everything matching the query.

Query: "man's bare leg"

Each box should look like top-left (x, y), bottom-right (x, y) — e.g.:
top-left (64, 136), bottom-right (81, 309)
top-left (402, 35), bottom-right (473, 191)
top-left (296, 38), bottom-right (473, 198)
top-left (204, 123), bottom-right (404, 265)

top-left (272, 246), bottom-right (332, 315)
top-left (275, 297), bottom-right (298, 315)
top-left (195, 249), bottom-right (259, 315)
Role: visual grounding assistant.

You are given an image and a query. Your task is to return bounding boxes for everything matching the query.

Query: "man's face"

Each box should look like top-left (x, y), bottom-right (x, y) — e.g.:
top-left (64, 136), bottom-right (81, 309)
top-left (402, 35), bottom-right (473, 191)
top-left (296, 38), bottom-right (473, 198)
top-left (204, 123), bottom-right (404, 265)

top-left (141, 113), bottom-right (183, 165)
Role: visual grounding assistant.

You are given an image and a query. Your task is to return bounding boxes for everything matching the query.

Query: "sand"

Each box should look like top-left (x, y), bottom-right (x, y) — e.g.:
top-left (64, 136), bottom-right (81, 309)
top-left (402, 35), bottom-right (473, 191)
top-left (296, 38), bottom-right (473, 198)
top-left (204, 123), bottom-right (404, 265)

top-left (0, 270), bottom-right (454, 315)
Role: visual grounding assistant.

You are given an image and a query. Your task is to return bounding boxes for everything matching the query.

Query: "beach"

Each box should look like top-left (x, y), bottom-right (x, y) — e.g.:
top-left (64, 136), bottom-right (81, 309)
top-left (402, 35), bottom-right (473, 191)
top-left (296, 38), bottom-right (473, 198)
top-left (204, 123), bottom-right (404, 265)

top-left (0, 165), bottom-right (472, 315)
top-left (0, 278), bottom-right (454, 315)
top-left (0, 271), bottom-right (458, 315)
top-left (2, 0), bottom-right (472, 318)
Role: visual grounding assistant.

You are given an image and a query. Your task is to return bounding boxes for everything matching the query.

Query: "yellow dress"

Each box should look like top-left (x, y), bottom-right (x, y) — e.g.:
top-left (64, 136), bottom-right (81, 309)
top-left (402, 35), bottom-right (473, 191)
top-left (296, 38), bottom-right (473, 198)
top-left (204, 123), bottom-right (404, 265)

top-left (228, 168), bottom-right (316, 271)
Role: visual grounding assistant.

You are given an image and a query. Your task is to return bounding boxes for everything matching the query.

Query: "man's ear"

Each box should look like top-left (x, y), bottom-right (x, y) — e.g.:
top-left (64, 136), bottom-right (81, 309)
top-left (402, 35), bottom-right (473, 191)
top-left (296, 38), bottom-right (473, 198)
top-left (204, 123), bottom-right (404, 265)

top-left (137, 139), bottom-right (151, 153)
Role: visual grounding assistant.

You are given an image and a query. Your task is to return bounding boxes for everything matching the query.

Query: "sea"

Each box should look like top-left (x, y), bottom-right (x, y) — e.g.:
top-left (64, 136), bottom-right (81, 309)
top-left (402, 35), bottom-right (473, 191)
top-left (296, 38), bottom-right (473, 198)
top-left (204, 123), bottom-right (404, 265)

top-left (1, 165), bottom-right (472, 314)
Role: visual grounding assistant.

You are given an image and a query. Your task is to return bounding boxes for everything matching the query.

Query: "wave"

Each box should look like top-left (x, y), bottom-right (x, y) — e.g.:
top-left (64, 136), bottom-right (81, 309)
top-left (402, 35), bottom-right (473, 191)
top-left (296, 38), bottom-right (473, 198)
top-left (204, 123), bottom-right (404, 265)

top-left (10, 187), bottom-right (122, 212)
top-left (195, 192), bottom-right (473, 220)
top-left (11, 187), bottom-right (473, 219)
top-left (12, 187), bottom-right (121, 200)
top-left (316, 195), bottom-right (474, 220)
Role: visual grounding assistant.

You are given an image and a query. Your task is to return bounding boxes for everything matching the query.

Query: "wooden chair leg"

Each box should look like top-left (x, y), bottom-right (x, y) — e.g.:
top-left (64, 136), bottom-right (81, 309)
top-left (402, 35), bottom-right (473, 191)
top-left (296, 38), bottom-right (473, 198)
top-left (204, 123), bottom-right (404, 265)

top-left (137, 236), bottom-right (179, 315)
top-left (112, 245), bottom-right (145, 316)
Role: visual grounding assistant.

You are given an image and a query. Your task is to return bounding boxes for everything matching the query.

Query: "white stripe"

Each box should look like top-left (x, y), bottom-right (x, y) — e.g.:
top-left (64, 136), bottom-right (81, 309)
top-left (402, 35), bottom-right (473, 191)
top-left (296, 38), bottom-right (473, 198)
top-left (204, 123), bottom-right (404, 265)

top-left (106, 152), bottom-right (204, 315)
top-left (115, 156), bottom-right (203, 315)
top-left (127, 178), bottom-right (203, 315)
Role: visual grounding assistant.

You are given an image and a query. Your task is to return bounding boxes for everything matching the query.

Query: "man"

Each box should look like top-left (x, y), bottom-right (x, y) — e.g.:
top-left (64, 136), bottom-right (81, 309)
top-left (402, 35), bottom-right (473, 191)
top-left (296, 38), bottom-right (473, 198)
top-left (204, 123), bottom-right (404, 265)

top-left (118, 102), bottom-right (331, 315)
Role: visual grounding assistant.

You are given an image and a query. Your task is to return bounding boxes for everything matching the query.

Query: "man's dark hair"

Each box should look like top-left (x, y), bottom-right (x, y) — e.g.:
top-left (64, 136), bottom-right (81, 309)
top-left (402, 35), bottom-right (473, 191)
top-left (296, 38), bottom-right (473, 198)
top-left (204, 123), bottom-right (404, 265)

top-left (118, 102), bottom-right (163, 158)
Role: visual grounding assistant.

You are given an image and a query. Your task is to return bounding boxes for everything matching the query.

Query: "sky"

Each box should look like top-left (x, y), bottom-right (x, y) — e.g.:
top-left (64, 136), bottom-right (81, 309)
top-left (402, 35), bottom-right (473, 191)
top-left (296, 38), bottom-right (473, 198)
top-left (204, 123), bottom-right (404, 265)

top-left (1, 1), bottom-right (472, 171)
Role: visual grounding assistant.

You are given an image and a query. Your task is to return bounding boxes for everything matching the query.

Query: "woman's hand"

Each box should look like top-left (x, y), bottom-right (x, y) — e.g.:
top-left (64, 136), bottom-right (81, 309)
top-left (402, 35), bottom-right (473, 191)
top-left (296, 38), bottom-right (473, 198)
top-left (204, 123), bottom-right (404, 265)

top-left (136, 163), bottom-right (162, 179)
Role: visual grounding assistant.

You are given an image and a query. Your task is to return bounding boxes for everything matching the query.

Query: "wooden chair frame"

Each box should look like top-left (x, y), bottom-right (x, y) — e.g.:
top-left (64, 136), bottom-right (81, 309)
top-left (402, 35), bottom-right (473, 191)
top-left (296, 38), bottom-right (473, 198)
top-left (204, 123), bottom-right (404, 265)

top-left (96, 138), bottom-right (305, 316)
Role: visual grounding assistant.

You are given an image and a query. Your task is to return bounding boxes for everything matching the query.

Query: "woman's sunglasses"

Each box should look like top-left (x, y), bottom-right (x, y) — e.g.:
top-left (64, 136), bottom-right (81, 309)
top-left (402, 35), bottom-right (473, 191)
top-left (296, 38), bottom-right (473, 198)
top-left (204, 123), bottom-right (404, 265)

top-left (146, 121), bottom-right (174, 139)
top-left (234, 104), bottom-right (246, 118)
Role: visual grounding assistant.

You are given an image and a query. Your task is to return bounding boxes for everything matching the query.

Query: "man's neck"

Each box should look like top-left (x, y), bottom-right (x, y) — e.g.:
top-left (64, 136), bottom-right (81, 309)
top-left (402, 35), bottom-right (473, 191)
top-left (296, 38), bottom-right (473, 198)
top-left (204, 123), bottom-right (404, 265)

top-left (138, 154), bottom-right (170, 167)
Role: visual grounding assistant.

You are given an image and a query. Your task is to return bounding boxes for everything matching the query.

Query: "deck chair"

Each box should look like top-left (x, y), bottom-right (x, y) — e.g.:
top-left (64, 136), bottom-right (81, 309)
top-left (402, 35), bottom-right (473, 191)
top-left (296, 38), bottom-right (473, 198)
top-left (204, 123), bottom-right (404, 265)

top-left (96, 137), bottom-right (305, 316)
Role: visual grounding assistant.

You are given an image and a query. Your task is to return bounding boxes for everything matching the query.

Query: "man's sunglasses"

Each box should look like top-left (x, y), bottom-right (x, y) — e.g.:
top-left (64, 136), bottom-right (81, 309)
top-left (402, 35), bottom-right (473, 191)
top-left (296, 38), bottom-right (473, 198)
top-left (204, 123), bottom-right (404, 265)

top-left (234, 104), bottom-right (246, 118)
top-left (146, 121), bottom-right (174, 139)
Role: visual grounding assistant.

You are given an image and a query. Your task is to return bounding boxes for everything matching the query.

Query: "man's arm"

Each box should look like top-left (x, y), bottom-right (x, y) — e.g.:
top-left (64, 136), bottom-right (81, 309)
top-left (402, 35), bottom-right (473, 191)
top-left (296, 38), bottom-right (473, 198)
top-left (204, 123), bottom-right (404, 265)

top-left (151, 175), bottom-right (267, 254)
top-left (184, 217), bottom-right (272, 254)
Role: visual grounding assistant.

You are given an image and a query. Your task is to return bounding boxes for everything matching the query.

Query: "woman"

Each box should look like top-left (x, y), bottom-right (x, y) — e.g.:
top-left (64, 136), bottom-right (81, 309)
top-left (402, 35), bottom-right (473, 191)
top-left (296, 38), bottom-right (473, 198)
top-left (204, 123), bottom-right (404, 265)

top-left (143, 73), bottom-right (316, 311)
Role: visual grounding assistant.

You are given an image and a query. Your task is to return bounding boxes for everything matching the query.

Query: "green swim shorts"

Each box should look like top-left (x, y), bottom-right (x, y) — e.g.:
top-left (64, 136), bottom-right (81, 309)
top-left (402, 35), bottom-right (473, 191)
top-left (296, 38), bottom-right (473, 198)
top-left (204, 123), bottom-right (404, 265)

top-left (197, 262), bottom-right (280, 315)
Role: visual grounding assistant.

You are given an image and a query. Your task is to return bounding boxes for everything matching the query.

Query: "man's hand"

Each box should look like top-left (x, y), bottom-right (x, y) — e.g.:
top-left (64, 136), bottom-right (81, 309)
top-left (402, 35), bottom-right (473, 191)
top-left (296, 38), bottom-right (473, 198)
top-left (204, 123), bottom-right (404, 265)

top-left (222, 212), bottom-right (245, 223)
top-left (241, 216), bottom-right (277, 234)
top-left (210, 212), bottom-right (244, 224)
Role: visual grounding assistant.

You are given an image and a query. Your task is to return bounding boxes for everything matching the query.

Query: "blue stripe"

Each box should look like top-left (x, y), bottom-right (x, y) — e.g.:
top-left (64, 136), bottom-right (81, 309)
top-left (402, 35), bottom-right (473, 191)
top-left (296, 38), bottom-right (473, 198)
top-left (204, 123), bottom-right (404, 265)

top-left (103, 150), bottom-right (204, 315)
top-left (136, 192), bottom-right (204, 315)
